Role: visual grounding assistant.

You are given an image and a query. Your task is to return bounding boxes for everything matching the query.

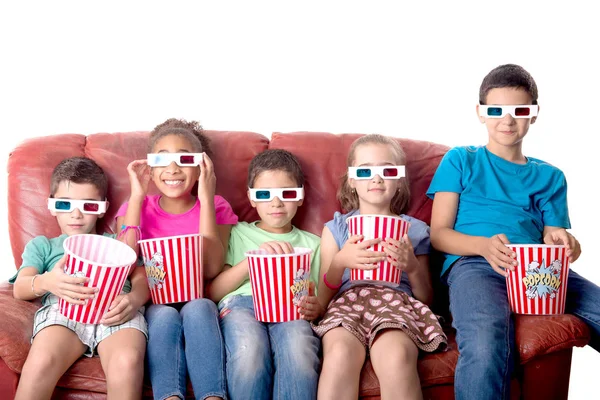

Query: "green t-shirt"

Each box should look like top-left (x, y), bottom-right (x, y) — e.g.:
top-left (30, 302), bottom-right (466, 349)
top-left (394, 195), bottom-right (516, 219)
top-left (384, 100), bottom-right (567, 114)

top-left (9, 233), bottom-right (131, 305)
top-left (221, 221), bottom-right (321, 305)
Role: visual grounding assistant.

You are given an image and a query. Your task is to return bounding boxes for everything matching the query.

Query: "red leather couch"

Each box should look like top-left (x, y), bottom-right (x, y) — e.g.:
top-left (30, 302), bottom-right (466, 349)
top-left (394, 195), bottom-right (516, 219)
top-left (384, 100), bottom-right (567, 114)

top-left (0, 130), bottom-right (591, 399)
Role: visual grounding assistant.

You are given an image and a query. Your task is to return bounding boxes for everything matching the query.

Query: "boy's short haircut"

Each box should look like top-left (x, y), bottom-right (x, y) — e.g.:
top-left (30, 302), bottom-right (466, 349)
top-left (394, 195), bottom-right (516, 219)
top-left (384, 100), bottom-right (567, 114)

top-left (148, 118), bottom-right (212, 157)
top-left (247, 149), bottom-right (305, 188)
top-left (479, 64), bottom-right (538, 105)
top-left (50, 157), bottom-right (108, 198)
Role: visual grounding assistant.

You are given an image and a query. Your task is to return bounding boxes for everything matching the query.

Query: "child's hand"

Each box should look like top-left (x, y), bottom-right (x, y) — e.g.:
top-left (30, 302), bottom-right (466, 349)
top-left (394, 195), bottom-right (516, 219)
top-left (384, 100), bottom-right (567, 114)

top-left (100, 293), bottom-right (138, 326)
top-left (334, 235), bottom-right (387, 271)
top-left (299, 281), bottom-right (325, 321)
top-left (127, 159), bottom-right (151, 199)
top-left (383, 235), bottom-right (419, 274)
top-left (544, 229), bottom-right (582, 262)
top-left (44, 256), bottom-right (98, 305)
top-left (480, 234), bottom-right (516, 277)
top-left (197, 153), bottom-right (216, 201)
top-left (259, 241), bottom-right (295, 254)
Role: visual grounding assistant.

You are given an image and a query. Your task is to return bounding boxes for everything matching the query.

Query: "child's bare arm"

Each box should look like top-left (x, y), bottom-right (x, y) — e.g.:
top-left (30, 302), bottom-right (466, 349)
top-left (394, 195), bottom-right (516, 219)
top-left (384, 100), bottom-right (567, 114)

top-left (317, 227), bottom-right (343, 310)
top-left (405, 255), bottom-right (433, 305)
top-left (430, 191), bottom-right (516, 276)
top-left (205, 260), bottom-right (249, 303)
top-left (197, 153), bottom-right (230, 280)
top-left (118, 159), bottom-right (150, 253)
top-left (383, 236), bottom-right (433, 305)
top-left (201, 222), bottom-right (231, 280)
top-left (543, 227), bottom-right (581, 262)
top-left (13, 260), bottom-right (96, 303)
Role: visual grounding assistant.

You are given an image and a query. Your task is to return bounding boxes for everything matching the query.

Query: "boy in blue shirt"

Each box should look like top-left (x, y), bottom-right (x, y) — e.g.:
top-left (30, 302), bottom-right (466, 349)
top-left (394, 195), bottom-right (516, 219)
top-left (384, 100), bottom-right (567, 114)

top-left (10, 157), bottom-right (149, 400)
top-left (427, 64), bottom-right (600, 399)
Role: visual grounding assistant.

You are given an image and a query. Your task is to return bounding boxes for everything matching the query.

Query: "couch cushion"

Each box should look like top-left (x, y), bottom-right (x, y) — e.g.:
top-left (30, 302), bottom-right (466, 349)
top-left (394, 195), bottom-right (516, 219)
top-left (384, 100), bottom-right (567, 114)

top-left (1, 278), bottom-right (589, 396)
top-left (269, 132), bottom-right (450, 236)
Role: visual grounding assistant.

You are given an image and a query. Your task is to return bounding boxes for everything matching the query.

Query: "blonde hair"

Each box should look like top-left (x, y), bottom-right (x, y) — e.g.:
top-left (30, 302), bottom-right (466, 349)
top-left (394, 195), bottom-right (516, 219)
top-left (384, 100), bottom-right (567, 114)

top-left (338, 134), bottom-right (410, 215)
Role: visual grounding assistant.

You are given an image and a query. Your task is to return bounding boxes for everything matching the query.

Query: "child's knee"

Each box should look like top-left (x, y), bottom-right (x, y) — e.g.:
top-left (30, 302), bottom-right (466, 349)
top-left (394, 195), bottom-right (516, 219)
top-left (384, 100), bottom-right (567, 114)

top-left (324, 338), bottom-right (361, 365)
top-left (181, 298), bottom-right (218, 321)
top-left (146, 304), bottom-right (182, 328)
top-left (105, 347), bottom-right (145, 379)
top-left (383, 341), bottom-right (419, 370)
top-left (21, 351), bottom-right (58, 378)
top-left (227, 339), bottom-right (271, 379)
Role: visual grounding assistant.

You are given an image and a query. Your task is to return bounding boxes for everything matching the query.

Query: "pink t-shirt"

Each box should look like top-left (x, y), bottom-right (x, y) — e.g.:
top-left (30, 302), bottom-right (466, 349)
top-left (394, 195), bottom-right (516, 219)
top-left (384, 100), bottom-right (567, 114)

top-left (116, 195), bottom-right (238, 240)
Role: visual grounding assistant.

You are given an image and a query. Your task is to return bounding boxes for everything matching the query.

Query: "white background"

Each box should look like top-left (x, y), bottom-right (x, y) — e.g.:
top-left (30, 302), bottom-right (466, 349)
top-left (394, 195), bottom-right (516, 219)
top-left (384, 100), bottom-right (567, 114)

top-left (1, 1), bottom-right (598, 397)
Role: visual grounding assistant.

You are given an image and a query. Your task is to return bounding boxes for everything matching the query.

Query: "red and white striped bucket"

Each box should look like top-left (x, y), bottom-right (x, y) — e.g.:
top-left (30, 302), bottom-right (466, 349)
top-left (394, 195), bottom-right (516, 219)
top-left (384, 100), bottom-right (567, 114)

top-left (60, 234), bottom-right (136, 324)
top-left (347, 214), bottom-right (410, 284)
top-left (138, 234), bottom-right (203, 305)
top-left (246, 247), bottom-right (312, 323)
top-left (505, 244), bottom-right (570, 315)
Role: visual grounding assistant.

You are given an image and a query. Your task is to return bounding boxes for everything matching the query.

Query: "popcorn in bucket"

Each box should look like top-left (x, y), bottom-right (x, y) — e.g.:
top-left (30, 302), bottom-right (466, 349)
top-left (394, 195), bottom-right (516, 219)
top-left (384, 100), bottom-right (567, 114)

top-left (138, 234), bottom-right (203, 305)
top-left (246, 247), bottom-right (312, 323)
top-left (347, 214), bottom-right (410, 284)
top-left (60, 234), bottom-right (136, 324)
top-left (505, 244), bottom-right (570, 315)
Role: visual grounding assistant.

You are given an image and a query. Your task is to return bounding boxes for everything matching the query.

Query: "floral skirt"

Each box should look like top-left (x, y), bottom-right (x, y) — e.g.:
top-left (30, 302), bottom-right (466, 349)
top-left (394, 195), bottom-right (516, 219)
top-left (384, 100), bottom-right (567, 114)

top-left (312, 284), bottom-right (447, 352)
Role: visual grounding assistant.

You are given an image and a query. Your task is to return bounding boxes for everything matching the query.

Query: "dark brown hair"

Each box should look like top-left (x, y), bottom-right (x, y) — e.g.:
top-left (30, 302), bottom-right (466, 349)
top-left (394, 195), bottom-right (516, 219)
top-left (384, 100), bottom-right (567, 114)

top-left (479, 64), bottom-right (538, 105)
top-left (247, 149), bottom-right (305, 188)
top-left (148, 118), bottom-right (212, 157)
top-left (338, 134), bottom-right (410, 215)
top-left (50, 157), bottom-right (108, 198)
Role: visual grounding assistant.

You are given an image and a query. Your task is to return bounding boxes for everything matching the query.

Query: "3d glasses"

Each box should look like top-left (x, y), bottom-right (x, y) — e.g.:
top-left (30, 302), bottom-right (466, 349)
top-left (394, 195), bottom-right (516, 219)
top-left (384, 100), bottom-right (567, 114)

top-left (248, 187), bottom-right (304, 202)
top-left (479, 105), bottom-right (538, 119)
top-left (147, 153), bottom-right (203, 167)
top-left (348, 166), bottom-right (405, 180)
top-left (48, 198), bottom-right (108, 215)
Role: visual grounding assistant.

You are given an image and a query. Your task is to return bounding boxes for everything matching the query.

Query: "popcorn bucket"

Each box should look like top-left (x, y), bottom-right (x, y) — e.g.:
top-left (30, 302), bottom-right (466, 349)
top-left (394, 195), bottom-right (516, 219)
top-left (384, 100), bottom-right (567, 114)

top-left (505, 244), bottom-right (570, 315)
top-left (138, 234), bottom-right (203, 305)
top-left (60, 234), bottom-right (136, 324)
top-left (246, 247), bottom-right (312, 323)
top-left (347, 214), bottom-right (410, 284)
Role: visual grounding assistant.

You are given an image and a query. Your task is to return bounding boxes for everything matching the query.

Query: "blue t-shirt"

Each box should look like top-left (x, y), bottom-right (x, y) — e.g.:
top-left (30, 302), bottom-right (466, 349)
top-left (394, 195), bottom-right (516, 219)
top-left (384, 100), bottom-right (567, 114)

top-left (426, 146), bottom-right (570, 276)
top-left (325, 209), bottom-right (431, 296)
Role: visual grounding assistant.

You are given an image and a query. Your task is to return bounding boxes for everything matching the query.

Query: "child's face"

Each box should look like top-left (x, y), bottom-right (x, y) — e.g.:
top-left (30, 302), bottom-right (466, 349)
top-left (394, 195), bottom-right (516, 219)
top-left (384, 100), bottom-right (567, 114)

top-left (349, 143), bottom-right (402, 209)
top-left (151, 134), bottom-right (200, 199)
top-left (51, 181), bottom-right (104, 236)
top-left (249, 170), bottom-right (303, 234)
top-left (478, 87), bottom-right (537, 152)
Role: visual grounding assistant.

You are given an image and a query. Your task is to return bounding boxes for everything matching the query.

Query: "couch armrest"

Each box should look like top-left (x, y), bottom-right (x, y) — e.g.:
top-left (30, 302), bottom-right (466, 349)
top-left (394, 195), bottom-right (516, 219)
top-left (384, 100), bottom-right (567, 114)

top-left (0, 281), bottom-right (39, 373)
top-left (515, 314), bottom-right (590, 365)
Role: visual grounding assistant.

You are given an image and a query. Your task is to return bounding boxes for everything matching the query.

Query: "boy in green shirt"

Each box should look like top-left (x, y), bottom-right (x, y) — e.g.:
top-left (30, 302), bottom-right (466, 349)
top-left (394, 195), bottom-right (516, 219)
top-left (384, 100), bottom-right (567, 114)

top-left (208, 149), bottom-right (321, 400)
top-left (10, 157), bottom-right (149, 400)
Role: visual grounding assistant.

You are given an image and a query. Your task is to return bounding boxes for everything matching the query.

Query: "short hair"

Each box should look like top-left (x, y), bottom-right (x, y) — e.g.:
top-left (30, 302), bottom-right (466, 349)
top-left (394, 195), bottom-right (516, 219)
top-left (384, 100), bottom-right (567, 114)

top-left (338, 134), bottom-right (410, 215)
top-left (148, 118), bottom-right (212, 157)
top-left (479, 64), bottom-right (538, 105)
top-left (50, 157), bottom-right (108, 198)
top-left (247, 149), bottom-right (305, 188)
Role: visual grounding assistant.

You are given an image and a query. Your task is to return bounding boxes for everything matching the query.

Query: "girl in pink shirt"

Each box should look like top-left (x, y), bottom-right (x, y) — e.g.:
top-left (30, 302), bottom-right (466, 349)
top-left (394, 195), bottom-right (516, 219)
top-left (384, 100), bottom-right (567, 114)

top-left (117, 118), bottom-right (238, 400)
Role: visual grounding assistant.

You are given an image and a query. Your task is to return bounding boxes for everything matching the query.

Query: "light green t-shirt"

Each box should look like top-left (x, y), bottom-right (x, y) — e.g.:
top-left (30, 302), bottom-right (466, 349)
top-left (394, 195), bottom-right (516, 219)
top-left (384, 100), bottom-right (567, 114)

top-left (221, 221), bottom-right (321, 305)
top-left (9, 233), bottom-right (131, 305)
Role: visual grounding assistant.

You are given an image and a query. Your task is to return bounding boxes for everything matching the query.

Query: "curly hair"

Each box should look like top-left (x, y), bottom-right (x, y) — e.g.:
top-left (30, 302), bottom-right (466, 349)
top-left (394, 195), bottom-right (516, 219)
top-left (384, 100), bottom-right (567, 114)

top-left (50, 157), bottom-right (108, 198)
top-left (338, 134), bottom-right (410, 215)
top-left (479, 64), bottom-right (538, 105)
top-left (247, 149), bottom-right (305, 188)
top-left (148, 118), bottom-right (212, 157)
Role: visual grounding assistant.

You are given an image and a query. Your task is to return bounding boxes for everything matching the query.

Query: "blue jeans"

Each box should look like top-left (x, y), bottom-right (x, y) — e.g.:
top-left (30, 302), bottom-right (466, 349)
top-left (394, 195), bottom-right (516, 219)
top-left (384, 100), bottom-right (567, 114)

top-left (446, 256), bottom-right (600, 400)
top-left (218, 295), bottom-right (320, 400)
top-left (146, 299), bottom-right (226, 400)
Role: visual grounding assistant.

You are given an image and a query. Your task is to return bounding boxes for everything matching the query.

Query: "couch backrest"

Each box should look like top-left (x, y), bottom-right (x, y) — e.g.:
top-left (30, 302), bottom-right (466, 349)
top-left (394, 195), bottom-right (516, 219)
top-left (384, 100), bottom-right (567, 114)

top-left (7, 131), bottom-right (449, 269)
